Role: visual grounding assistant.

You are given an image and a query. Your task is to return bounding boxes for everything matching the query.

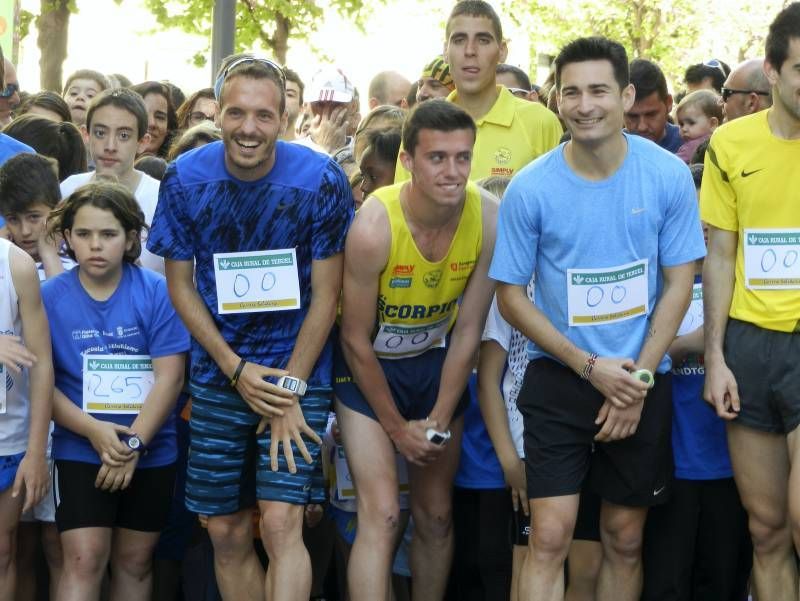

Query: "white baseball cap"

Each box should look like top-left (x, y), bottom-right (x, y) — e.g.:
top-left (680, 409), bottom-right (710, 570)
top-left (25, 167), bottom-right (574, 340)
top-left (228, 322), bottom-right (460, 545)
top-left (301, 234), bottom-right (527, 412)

top-left (308, 67), bottom-right (355, 103)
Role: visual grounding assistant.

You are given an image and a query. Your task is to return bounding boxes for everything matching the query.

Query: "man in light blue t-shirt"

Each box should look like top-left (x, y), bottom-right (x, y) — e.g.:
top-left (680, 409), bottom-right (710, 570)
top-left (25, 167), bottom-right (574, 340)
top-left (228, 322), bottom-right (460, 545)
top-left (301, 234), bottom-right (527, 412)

top-left (489, 37), bottom-right (705, 601)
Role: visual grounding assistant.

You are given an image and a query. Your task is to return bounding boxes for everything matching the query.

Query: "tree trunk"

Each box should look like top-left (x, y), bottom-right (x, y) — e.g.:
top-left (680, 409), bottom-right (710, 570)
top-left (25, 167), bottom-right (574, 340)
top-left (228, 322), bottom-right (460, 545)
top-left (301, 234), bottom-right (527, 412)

top-left (37, 0), bottom-right (70, 92)
top-left (271, 13), bottom-right (290, 65)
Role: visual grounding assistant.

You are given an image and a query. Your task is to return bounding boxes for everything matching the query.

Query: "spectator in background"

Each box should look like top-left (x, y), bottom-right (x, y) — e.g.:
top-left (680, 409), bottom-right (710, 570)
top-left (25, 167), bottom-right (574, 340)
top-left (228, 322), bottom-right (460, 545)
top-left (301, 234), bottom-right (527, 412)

top-left (167, 122), bottom-right (222, 162)
top-left (722, 58), bottom-right (772, 121)
top-left (416, 57), bottom-right (455, 104)
top-left (175, 88), bottom-right (218, 131)
top-left (0, 55), bottom-right (22, 126)
top-left (3, 114), bottom-right (87, 181)
top-left (496, 63), bottom-right (538, 101)
top-left (61, 69), bottom-right (110, 126)
top-left (625, 58), bottom-right (682, 153)
top-left (130, 81), bottom-right (179, 158)
top-left (17, 91), bottom-right (72, 123)
top-left (368, 70), bottom-right (411, 109)
top-left (282, 67), bottom-right (304, 141)
top-left (684, 59), bottom-right (730, 93)
top-left (674, 90), bottom-right (723, 163)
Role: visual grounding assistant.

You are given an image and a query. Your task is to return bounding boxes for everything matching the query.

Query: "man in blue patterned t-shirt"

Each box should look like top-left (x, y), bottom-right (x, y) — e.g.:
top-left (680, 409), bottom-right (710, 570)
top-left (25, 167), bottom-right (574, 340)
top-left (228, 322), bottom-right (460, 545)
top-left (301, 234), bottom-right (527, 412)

top-left (147, 54), bottom-right (354, 601)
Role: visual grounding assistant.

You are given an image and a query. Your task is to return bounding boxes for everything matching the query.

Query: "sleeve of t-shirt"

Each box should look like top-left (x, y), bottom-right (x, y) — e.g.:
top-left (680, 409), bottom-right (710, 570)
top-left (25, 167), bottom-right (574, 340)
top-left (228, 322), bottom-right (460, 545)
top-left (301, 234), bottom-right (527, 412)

top-left (146, 165), bottom-right (194, 261)
top-left (699, 131), bottom-right (738, 232)
top-left (311, 159), bottom-right (355, 261)
top-left (488, 176), bottom-right (539, 285)
top-left (482, 295), bottom-right (512, 352)
top-left (145, 274), bottom-right (191, 358)
top-left (659, 162), bottom-right (707, 267)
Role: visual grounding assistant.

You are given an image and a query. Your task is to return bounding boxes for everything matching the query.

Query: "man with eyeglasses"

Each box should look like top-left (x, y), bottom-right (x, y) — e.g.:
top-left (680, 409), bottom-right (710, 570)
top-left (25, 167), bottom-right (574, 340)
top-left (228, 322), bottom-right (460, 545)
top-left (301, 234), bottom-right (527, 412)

top-left (0, 53), bottom-right (21, 127)
top-left (496, 63), bottom-right (540, 102)
top-left (721, 58), bottom-right (773, 121)
top-left (148, 53), bottom-right (353, 601)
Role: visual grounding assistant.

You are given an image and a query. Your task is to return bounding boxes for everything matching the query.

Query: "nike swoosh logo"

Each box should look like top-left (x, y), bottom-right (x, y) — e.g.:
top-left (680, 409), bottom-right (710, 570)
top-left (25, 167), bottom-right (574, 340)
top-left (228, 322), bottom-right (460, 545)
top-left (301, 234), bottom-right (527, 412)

top-left (631, 208), bottom-right (646, 215)
top-left (741, 168), bottom-right (764, 178)
top-left (653, 486), bottom-right (666, 496)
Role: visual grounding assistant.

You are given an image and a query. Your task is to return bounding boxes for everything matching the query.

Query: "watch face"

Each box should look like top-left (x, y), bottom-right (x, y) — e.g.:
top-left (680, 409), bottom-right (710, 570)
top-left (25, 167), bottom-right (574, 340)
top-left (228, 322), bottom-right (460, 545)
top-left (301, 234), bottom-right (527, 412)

top-left (128, 436), bottom-right (141, 450)
top-left (284, 378), bottom-right (298, 392)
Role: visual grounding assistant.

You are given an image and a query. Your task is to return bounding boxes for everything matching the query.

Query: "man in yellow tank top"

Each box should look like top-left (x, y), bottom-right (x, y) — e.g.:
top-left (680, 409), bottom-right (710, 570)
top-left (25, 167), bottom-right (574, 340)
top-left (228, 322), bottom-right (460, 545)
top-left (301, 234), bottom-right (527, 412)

top-left (701, 5), bottom-right (800, 599)
top-left (334, 99), bottom-right (498, 601)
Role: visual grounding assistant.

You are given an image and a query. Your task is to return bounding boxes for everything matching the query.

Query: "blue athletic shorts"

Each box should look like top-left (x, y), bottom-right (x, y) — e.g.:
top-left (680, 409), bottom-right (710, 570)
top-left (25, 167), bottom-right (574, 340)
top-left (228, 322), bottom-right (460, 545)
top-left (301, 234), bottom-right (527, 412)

top-left (0, 452), bottom-right (25, 493)
top-left (185, 382), bottom-right (331, 516)
top-left (333, 344), bottom-right (470, 421)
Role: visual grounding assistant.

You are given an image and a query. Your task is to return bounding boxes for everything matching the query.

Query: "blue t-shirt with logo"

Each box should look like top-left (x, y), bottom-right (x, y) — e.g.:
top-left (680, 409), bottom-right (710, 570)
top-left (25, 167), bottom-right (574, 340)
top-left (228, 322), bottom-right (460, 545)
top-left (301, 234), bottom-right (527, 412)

top-left (42, 264), bottom-right (190, 467)
top-left (147, 141), bottom-right (353, 388)
top-left (671, 275), bottom-right (732, 479)
top-left (489, 134), bottom-right (706, 372)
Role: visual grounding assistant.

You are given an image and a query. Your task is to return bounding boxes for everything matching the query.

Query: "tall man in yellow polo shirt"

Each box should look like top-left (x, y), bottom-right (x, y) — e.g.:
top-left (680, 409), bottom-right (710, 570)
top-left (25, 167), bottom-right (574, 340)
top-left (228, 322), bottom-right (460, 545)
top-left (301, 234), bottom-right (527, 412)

top-left (701, 5), bottom-right (800, 600)
top-left (396, 0), bottom-right (562, 182)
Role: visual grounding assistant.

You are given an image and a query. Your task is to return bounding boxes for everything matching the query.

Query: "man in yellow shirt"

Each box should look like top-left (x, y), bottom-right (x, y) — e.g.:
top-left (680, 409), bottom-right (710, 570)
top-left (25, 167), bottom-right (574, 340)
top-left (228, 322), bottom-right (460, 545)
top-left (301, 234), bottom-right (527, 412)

top-left (395, 1), bottom-right (562, 182)
top-left (701, 5), bottom-right (800, 600)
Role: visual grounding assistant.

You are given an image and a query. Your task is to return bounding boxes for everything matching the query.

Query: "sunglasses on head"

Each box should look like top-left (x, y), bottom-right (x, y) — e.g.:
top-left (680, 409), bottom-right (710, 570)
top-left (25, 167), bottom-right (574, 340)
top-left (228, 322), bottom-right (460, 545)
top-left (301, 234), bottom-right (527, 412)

top-left (721, 87), bottom-right (770, 102)
top-left (0, 82), bottom-right (19, 99)
top-left (703, 59), bottom-right (727, 78)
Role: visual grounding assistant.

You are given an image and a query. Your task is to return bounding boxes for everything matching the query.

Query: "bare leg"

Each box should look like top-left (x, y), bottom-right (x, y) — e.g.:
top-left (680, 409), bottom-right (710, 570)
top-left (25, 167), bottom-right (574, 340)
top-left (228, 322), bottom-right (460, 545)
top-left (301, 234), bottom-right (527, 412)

top-left (728, 422), bottom-right (795, 600)
top-left (518, 494), bottom-right (579, 601)
top-left (565, 540), bottom-right (602, 601)
top-left (596, 502), bottom-right (647, 601)
top-left (259, 501), bottom-right (309, 601)
top-left (56, 527), bottom-right (111, 601)
top-left (108, 527), bottom-right (160, 601)
top-left (406, 417), bottom-right (463, 601)
top-left (510, 545), bottom-right (527, 601)
top-left (206, 508), bottom-right (265, 601)
top-left (337, 400), bottom-right (402, 601)
top-left (0, 487), bottom-right (21, 601)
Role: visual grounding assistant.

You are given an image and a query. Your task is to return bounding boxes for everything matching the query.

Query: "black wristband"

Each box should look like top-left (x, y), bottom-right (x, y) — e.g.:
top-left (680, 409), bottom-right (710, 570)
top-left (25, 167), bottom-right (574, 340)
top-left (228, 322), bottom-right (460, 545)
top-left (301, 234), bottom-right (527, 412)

top-left (230, 358), bottom-right (247, 387)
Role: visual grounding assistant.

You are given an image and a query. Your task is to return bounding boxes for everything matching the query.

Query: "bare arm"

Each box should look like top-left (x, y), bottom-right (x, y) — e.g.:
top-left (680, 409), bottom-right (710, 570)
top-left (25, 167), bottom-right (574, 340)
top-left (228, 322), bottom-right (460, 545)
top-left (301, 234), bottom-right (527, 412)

top-left (702, 226), bottom-right (740, 418)
top-left (430, 190), bottom-right (497, 428)
top-left (164, 259), bottom-right (291, 417)
top-left (477, 339), bottom-right (526, 512)
top-left (9, 247), bottom-right (53, 510)
top-left (265, 252), bottom-right (343, 473)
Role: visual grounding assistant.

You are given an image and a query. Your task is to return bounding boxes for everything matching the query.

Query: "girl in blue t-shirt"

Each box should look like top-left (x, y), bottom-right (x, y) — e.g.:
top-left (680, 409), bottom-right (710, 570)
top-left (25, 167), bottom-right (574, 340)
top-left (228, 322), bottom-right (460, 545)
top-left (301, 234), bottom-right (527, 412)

top-left (42, 181), bottom-right (189, 601)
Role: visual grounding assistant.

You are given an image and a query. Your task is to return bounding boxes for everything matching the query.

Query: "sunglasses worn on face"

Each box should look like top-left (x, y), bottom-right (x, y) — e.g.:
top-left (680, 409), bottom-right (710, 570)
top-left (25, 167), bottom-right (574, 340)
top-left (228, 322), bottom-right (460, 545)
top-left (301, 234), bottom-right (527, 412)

top-left (0, 82), bottom-right (19, 98)
top-left (721, 87), bottom-right (770, 102)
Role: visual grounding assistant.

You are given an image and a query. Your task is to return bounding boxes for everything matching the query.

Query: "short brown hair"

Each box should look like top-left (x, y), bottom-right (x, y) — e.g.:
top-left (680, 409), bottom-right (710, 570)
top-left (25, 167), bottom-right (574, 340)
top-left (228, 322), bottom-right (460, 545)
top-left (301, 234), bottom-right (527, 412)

top-left (48, 181), bottom-right (147, 263)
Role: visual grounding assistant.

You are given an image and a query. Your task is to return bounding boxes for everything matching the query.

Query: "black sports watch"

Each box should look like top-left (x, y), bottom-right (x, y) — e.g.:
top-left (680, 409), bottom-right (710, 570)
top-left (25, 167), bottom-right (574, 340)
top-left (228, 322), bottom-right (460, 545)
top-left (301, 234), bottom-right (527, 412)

top-left (121, 433), bottom-right (146, 454)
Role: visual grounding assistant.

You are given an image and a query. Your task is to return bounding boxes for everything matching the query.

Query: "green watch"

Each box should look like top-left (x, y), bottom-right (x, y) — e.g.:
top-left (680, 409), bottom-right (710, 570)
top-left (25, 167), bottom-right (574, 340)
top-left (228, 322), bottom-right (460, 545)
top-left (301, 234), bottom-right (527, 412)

top-left (631, 368), bottom-right (655, 389)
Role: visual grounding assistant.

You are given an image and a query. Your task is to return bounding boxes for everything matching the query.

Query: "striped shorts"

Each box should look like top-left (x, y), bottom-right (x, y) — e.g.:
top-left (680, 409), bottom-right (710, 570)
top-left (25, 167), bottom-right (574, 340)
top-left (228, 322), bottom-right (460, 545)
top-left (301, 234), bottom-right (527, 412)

top-left (185, 382), bottom-right (331, 515)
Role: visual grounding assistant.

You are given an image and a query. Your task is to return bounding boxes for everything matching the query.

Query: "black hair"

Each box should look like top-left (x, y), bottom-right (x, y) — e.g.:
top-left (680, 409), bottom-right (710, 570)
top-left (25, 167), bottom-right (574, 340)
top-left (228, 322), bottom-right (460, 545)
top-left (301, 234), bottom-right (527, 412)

top-left (134, 155), bottom-right (168, 181)
top-left (86, 88), bottom-right (149, 140)
top-left (402, 98), bottom-right (476, 155)
top-left (363, 127), bottom-right (402, 165)
top-left (446, 1), bottom-right (503, 41)
top-left (629, 58), bottom-right (668, 102)
top-left (283, 67), bottom-right (305, 105)
top-left (48, 181), bottom-right (147, 263)
top-left (17, 91), bottom-right (72, 122)
top-left (684, 62), bottom-right (729, 93)
top-left (0, 154), bottom-right (61, 215)
top-left (496, 64), bottom-right (531, 90)
top-left (689, 163), bottom-right (704, 189)
top-left (554, 37), bottom-right (629, 91)
top-left (129, 81), bottom-right (180, 157)
top-left (3, 114), bottom-right (87, 181)
top-left (766, 3), bottom-right (800, 71)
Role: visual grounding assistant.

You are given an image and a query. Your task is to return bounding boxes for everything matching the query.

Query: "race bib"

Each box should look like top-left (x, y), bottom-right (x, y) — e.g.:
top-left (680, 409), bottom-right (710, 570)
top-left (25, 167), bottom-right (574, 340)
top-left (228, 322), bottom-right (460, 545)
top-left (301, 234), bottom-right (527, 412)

top-left (373, 316), bottom-right (450, 358)
top-left (334, 445), bottom-right (409, 500)
top-left (743, 229), bottom-right (800, 289)
top-left (82, 354), bottom-right (154, 414)
top-left (677, 283), bottom-right (703, 337)
top-left (213, 248), bottom-right (302, 314)
top-left (567, 260), bottom-right (649, 327)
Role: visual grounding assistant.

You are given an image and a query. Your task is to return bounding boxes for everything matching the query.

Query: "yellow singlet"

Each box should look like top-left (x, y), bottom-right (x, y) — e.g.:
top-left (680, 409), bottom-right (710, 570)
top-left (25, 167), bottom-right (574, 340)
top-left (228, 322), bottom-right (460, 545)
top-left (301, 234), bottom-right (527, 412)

top-left (373, 181), bottom-right (483, 359)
